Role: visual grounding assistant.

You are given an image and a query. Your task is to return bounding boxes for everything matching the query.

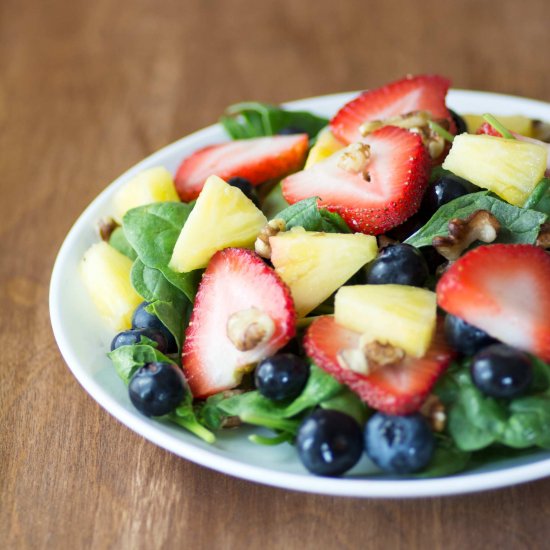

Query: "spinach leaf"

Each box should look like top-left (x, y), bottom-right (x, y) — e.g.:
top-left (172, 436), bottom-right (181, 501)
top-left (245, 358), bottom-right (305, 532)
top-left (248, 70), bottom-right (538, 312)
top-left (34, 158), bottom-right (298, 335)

top-left (262, 183), bottom-right (290, 219)
top-left (221, 102), bottom-right (328, 139)
top-left (108, 341), bottom-right (176, 384)
top-left (524, 178), bottom-right (550, 216)
top-left (319, 388), bottom-right (369, 426)
top-left (168, 392), bottom-right (216, 444)
top-left (414, 436), bottom-right (471, 478)
top-left (277, 197), bottom-right (351, 233)
top-left (109, 227), bottom-right (137, 260)
top-left (130, 259), bottom-right (190, 350)
top-left (405, 192), bottom-right (547, 248)
top-left (123, 202), bottom-right (202, 301)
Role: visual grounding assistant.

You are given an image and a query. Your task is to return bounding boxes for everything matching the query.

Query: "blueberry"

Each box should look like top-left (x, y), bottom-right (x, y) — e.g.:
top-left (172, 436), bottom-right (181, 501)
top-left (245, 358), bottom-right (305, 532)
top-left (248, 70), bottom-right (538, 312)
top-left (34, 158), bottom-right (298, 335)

top-left (129, 362), bottom-right (186, 417)
top-left (470, 344), bottom-right (533, 398)
top-left (420, 174), bottom-right (475, 219)
top-left (227, 177), bottom-right (260, 206)
top-left (255, 353), bottom-right (310, 401)
top-left (385, 214), bottom-right (424, 242)
top-left (449, 109), bottom-right (468, 135)
top-left (110, 328), bottom-right (168, 353)
top-left (296, 409), bottom-right (363, 476)
top-left (444, 314), bottom-right (497, 356)
top-left (366, 243), bottom-right (429, 287)
top-left (277, 126), bottom-right (306, 135)
top-left (364, 413), bottom-right (434, 474)
top-left (132, 302), bottom-right (177, 353)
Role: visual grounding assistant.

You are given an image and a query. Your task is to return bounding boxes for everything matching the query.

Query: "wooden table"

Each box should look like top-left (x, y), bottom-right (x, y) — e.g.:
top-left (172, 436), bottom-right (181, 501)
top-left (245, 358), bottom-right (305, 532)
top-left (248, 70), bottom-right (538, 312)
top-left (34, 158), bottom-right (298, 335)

top-left (3, 0), bottom-right (550, 547)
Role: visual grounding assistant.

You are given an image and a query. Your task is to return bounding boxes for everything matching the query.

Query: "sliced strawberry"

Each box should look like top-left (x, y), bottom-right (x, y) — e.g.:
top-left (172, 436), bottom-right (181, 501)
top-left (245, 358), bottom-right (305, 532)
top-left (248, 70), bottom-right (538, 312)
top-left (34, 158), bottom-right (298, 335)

top-left (281, 126), bottom-right (430, 235)
top-left (182, 248), bottom-right (295, 397)
top-left (476, 122), bottom-right (502, 137)
top-left (304, 317), bottom-right (454, 415)
top-left (330, 75), bottom-right (454, 144)
top-left (437, 244), bottom-right (550, 362)
top-left (175, 134), bottom-right (309, 201)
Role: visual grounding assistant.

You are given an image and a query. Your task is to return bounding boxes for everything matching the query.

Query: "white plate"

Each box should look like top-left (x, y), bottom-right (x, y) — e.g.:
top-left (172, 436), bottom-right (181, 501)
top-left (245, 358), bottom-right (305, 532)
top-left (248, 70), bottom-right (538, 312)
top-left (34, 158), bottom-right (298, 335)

top-left (50, 90), bottom-right (550, 498)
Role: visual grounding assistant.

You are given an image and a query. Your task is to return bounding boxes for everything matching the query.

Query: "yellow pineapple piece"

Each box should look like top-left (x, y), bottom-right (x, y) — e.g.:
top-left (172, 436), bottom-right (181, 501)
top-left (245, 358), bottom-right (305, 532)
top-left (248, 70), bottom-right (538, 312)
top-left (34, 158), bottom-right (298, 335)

top-left (80, 241), bottom-right (142, 330)
top-left (335, 285), bottom-right (437, 357)
top-left (442, 134), bottom-right (547, 206)
top-left (462, 114), bottom-right (534, 137)
top-left (304, 127), bottom-right (344, 168)
top-left (113, 167), bottom-right (180, 223)
top-left (169, 175), bottom-right (267, 272)
top-left (270, 227), bottom-right (378, 317)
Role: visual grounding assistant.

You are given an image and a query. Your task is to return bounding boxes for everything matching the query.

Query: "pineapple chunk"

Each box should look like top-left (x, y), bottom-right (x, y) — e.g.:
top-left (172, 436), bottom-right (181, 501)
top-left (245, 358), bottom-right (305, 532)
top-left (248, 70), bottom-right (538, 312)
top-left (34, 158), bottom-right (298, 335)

top-left (462, 114), bottom-right (534, 137)
top-left (80, 241), bottom-right (142, 330)
top-left (442, 134), bottom-right (547, 206)
top-left (270, 228), bottom-right (378, 317)
top-left (113, 167), bottom-right (180, 223)
top-left (335, 285), bottom-right (437, 357)
top-left (169, 175), bottom-right (267, 272)
top-left (304, 127), bottom-right (344, 169)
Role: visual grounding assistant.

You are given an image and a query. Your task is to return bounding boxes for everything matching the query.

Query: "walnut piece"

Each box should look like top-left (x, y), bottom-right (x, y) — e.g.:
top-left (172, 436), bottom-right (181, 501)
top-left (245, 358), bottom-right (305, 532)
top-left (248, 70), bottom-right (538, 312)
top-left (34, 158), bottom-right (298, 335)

top-left (536, 223), bottom-right (550, 248)
top-left (226, 307), bottom-right (275, 351)
top-left (97, 217), bottom-right (118, 241)
top-left (432, 210), bottom-right (501, 261)
top-left (254, 218), bottom-right (286, 259)
top-left (363, 340), bottom-right (405, 367)
top-left (337, 339), bottom-right (405, 376)
top-left (337, 143), bottom-right (371, 180)
top-left (420, 394), bottom-right (446, 432)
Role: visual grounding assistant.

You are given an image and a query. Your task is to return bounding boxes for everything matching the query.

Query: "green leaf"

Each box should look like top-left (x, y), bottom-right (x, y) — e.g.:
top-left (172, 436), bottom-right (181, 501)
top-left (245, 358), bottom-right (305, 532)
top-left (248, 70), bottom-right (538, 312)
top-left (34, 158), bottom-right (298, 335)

top-left (108, 342), bottom-right (176, 385)
top-left (414, 436), bottom-right (471, 478)
top-left (405, 191), bottom-right (547, 248)
top-left (261, 183), bottom-right (290, 219)
top-left (130, 259), bottom-right (191, 350)
top-left (221, 102), bottom-right (328, 139)
top-left (525, 178), bottom-right (550, 215)
top-left (319, 388), bottom-right (369, 426)
top-left (109, 227), bottom-right (137, 260)
top-left (123, 202), bottom-right (202, 301)
top-left (169, 394), bottom-right (216, 444)
top-left (276, 197), bottom-right (351, 233)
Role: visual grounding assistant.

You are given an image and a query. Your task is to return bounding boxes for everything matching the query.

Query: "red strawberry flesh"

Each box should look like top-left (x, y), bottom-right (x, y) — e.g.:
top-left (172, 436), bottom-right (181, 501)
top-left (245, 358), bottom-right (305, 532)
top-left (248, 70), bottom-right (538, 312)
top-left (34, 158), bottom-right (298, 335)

top-left (175, 134), bottom-right (309, 201)
top-left (330, 74), bottom-right (453, 145)
top-left (183, 248), bottom-right (296, 397)
top-left (281, 125), bottom-right (430, 235)
top-left (437, 244), bottom-right (550, 362)
top-left (304, 316), bottom-right (454, 415)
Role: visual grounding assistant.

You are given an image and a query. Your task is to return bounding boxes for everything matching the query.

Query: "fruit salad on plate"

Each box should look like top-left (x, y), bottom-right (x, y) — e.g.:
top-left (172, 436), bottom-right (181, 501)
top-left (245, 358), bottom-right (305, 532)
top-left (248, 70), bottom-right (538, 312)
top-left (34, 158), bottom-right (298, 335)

top-left (80, 75), bottom-right (550, 478)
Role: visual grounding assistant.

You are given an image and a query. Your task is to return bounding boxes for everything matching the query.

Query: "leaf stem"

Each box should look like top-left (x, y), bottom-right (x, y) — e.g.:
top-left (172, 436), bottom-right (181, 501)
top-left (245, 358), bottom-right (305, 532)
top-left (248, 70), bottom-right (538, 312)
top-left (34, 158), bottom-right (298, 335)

top-left (428, 120), bottom-right (454, 142)
top-left (169, 414), bottom-right (216, 444)
top-left (248, 432), bottom-right (293, 446)
top-left (482, 114), bottom-right (515, 139)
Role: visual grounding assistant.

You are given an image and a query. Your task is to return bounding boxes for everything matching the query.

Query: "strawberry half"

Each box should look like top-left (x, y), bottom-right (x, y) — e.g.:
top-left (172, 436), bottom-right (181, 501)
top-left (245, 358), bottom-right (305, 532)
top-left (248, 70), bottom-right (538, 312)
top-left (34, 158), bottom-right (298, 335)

top-left (437, 244), bottom-right (550, 362)
top-left (281, 126), bottom-right (430, 235)
top-left (330, 74), bottom-right (454, 145)
top-left (175, 134), bottom-right (309, 201)
top-left (304, 317), bottom-right (454, 415)
top-left (182, 248), bottom-right (295, 397)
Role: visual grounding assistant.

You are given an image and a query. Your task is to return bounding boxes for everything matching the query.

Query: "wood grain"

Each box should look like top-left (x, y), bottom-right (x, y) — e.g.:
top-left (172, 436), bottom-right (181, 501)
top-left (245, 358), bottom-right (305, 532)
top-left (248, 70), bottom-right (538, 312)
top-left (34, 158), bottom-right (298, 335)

top-left (2, 0), bottom-right (550, 548)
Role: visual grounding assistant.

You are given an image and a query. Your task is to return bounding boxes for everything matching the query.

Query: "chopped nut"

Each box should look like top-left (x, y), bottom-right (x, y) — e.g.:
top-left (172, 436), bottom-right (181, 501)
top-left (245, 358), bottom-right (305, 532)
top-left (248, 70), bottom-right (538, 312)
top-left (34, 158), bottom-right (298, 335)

top-left (420, 394), bottom-right (446, 432)
top-left (359, 111), bottom-right (432, 137)
top-left (254, 218), bottom-right (286, 259)
top-left (337, 347), bottom-right (369, 375)
top-left (432, 210), bottom-right (501, 261)
top-left (427, 134), bottom-right (445, 159)
top-left (220, 416), bottom-right (242, 429)
top-left (97, 217), bottom-right (118, 241)
top-left (363, 339), bottom-right (405, 367)
top-left (536, 223), bottom-right (550, 248)
top-left (377, 234), bottom-right (398, 249)
top-left (337, 143), bottom-right (371, 180)
top-left (226, 307), bottom-right (275, 352)
top-left (533, 120), bottom-right (550, 143)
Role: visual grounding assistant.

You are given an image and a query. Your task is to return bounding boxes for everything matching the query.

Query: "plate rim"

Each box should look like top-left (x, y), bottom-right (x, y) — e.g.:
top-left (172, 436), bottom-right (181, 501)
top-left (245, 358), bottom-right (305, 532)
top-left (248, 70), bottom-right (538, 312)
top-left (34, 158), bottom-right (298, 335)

top-left (50, 89), bottom-right (550, 498)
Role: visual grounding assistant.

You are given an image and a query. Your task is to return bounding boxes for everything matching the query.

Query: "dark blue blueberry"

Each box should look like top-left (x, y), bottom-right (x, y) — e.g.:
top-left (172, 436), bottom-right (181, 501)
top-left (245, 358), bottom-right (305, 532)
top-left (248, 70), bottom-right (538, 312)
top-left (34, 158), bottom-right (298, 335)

top-left (444, 314), bottom-right (497, 356)
top-left (277, 126), bottom-right (306, 135)
top-left (255, 354), bottom-right (310, 401)
top-left (449, 109), bottom-right (468, 135)
top-left (110, 328), bottom-right (168, 353)
top-left (385, 215), bottom-right (424, 242)
top-left (420, 174), bottom-right (476, 219)
top-left (365, 413), bottom-right (434, 474)
top-left (129, 362), bottom-right (186, 417)
top-left (132, 302), bottom-right (177, 353)
top-left (366, 243), bottom-right (429, 287)
top-left (296, 409), bottom-right (363, 477)
top-left (227, 177), bottom-right (260, 207)
top-left (470, 344), bottom-right (533, 398)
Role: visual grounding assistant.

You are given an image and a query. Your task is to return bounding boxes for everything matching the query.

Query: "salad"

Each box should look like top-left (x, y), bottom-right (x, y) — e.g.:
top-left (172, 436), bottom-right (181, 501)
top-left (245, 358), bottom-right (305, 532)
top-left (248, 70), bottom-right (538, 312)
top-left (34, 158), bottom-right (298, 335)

top-left (79, 74), bottom-right (550, 479)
